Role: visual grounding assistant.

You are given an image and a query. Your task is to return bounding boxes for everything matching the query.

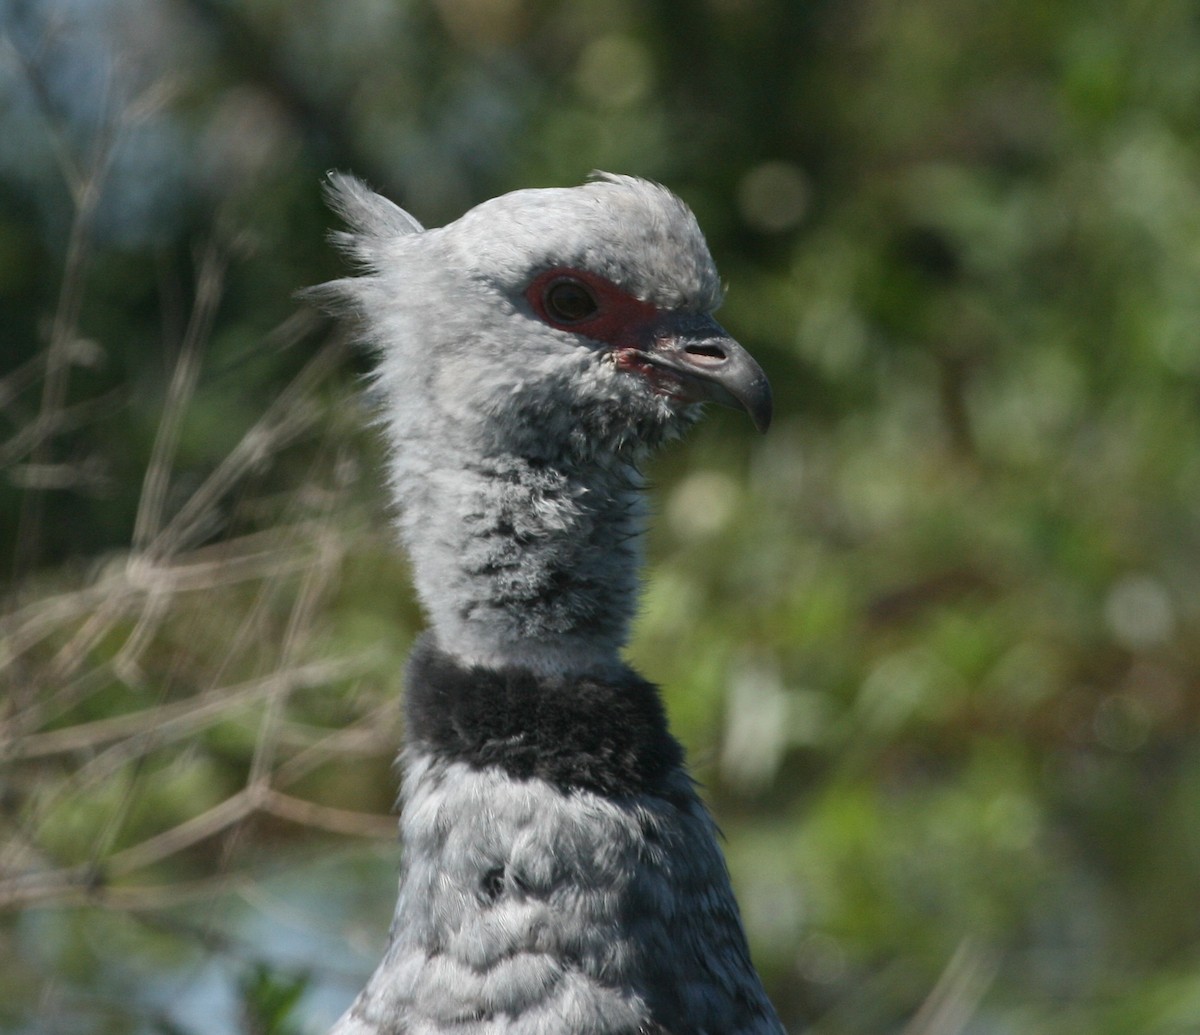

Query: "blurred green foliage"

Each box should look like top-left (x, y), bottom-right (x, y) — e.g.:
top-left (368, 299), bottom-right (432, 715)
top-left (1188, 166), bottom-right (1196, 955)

top-left (3, 0), bottom-right (1200, 1032)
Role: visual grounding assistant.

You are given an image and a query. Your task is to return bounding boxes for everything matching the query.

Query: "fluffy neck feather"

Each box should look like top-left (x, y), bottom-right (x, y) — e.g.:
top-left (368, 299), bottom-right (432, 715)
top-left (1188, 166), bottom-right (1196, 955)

top-left (386, 423), bottom-right (647, 678)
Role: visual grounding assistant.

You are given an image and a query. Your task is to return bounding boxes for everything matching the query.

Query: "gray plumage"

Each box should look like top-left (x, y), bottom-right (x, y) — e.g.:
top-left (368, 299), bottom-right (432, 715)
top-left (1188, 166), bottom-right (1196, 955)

top-left (314, 172), bottom-right (783, 1035)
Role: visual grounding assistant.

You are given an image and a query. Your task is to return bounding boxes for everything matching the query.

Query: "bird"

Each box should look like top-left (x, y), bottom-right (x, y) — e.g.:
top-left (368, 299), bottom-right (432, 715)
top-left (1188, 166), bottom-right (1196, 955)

top-left (310, 171), bottom-right (783, 1035)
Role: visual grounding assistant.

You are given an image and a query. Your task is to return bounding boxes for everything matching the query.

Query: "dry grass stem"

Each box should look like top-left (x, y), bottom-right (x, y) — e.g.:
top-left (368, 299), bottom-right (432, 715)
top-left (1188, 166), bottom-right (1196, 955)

top-left (8, 657), bottom-right (370, 760)
top-left (901, 938), bottom-right (1000, 1035)
top-left (132, 236), bottom-right (226, 553)
top-left (261, 790), bottom-right (396, 840)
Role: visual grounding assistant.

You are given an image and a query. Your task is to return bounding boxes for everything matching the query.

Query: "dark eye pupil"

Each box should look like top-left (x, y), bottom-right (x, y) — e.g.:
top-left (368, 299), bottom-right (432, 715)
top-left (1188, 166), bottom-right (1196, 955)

top-left (544, 279), bottom-right (598, 323)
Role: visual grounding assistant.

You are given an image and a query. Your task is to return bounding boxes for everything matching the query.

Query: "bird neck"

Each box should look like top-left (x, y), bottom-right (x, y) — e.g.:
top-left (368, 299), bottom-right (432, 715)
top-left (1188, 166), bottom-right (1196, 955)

top-left (392, 441), bottom-right (645, 679)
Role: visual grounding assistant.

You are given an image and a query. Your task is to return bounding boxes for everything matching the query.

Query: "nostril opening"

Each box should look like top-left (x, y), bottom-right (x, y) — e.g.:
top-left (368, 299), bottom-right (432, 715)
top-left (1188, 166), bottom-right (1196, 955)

top-left (684, 342), bottom-right (727, 362)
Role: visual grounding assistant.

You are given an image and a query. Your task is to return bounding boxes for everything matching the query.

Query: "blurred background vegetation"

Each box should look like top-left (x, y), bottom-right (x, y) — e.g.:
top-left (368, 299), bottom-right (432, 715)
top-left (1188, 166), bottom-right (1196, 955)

top-left (2, 0), bottom-right (1200, 1031)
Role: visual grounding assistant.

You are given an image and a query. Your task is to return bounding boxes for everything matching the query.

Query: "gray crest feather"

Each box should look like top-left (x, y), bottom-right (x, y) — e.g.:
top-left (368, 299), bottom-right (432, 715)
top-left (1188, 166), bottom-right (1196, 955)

top-left (324, 171), bottom-right (424, 237)
top-left (301, 175), bottom-right (424, 314)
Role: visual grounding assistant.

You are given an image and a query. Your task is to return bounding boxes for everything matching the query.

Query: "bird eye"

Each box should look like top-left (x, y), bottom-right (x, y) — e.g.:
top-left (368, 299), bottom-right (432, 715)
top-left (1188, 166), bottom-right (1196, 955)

top-left (543, 278), bottom-right (599, 323)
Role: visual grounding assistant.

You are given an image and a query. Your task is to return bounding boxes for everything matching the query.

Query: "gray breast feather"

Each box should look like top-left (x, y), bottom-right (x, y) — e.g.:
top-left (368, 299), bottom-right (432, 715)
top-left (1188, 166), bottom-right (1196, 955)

top-left (331, 755), bottom-right (783, 1035)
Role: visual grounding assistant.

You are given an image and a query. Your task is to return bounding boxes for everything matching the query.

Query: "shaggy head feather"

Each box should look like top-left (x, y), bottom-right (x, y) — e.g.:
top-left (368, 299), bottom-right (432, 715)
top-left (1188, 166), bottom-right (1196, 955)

top-left (311, 173), bottom-right (758, 677)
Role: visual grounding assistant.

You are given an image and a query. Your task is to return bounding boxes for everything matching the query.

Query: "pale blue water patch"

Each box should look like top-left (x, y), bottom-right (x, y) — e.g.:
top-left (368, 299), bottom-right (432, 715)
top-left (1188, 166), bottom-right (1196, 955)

top-left (6, 841), bottom-right (400, 1034)
top-left (234, 843), bottom-right (400, 1031)
top-left (151, 841), bottom-right (400, 1034)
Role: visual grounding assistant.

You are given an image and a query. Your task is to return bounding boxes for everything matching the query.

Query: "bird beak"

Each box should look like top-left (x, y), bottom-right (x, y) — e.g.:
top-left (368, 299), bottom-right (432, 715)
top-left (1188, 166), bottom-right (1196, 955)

top-left (641, 313), bottom-right (773, 433)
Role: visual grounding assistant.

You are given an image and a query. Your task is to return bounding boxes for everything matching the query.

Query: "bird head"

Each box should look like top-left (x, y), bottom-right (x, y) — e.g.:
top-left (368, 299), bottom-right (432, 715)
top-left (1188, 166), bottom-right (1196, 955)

top-left (310, 173), bottom-right (771, 672)
top-left (314, 173), bottom-right (771, 466)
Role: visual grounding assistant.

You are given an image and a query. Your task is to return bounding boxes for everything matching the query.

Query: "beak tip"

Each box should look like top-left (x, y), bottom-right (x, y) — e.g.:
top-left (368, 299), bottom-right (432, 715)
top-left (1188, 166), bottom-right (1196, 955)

top-left (645, 317), bottom-right (773, 433)
top-left (744, 379), bottom-right (773, 435)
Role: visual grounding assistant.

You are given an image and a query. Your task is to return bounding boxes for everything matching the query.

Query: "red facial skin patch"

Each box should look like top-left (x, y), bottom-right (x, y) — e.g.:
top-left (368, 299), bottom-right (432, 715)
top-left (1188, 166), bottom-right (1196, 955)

top-left (525, 267), bottom-right (657, 340)
top-left (524, 267), bottom-right (688, 399)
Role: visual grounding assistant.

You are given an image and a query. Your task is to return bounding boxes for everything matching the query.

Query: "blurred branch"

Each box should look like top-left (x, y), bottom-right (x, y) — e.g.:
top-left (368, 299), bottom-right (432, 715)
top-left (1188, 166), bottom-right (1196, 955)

top-left (0, 786), bottom-right (393, 910)
top-left (0, 352), bottom-right (49, 414)
top-left (142, 333), bottom-right (349, 561)
top-left (0, 524), bottom-right (333, 671)
top-left (245, 487), bottom-right (343, 793)
top-left (0, 387), bottom-right (126, 468)
top-left (261, 791), bottom-right (396, 840)
top-left (0, 869), bottom-right (252, 911)
top-left (132, 236), bottom-right (227, 552)
top-left (0, 25), bottom-right (88, 198)
top-left (901, 938), bottom-right (1000, 1035)
top-left (273, 700), bottom-right (400, 786)
top-left (7, 42), bottom-right (116, 579)
top-left (6, 657), bottom-right (368, 760)
top-left (103, 789), bottom-right (260, 876)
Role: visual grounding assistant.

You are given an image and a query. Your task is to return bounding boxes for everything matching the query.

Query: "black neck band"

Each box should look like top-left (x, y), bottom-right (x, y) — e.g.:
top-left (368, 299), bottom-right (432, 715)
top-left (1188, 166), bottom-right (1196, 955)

top-left (404, 635), bottom-right (685, 799)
